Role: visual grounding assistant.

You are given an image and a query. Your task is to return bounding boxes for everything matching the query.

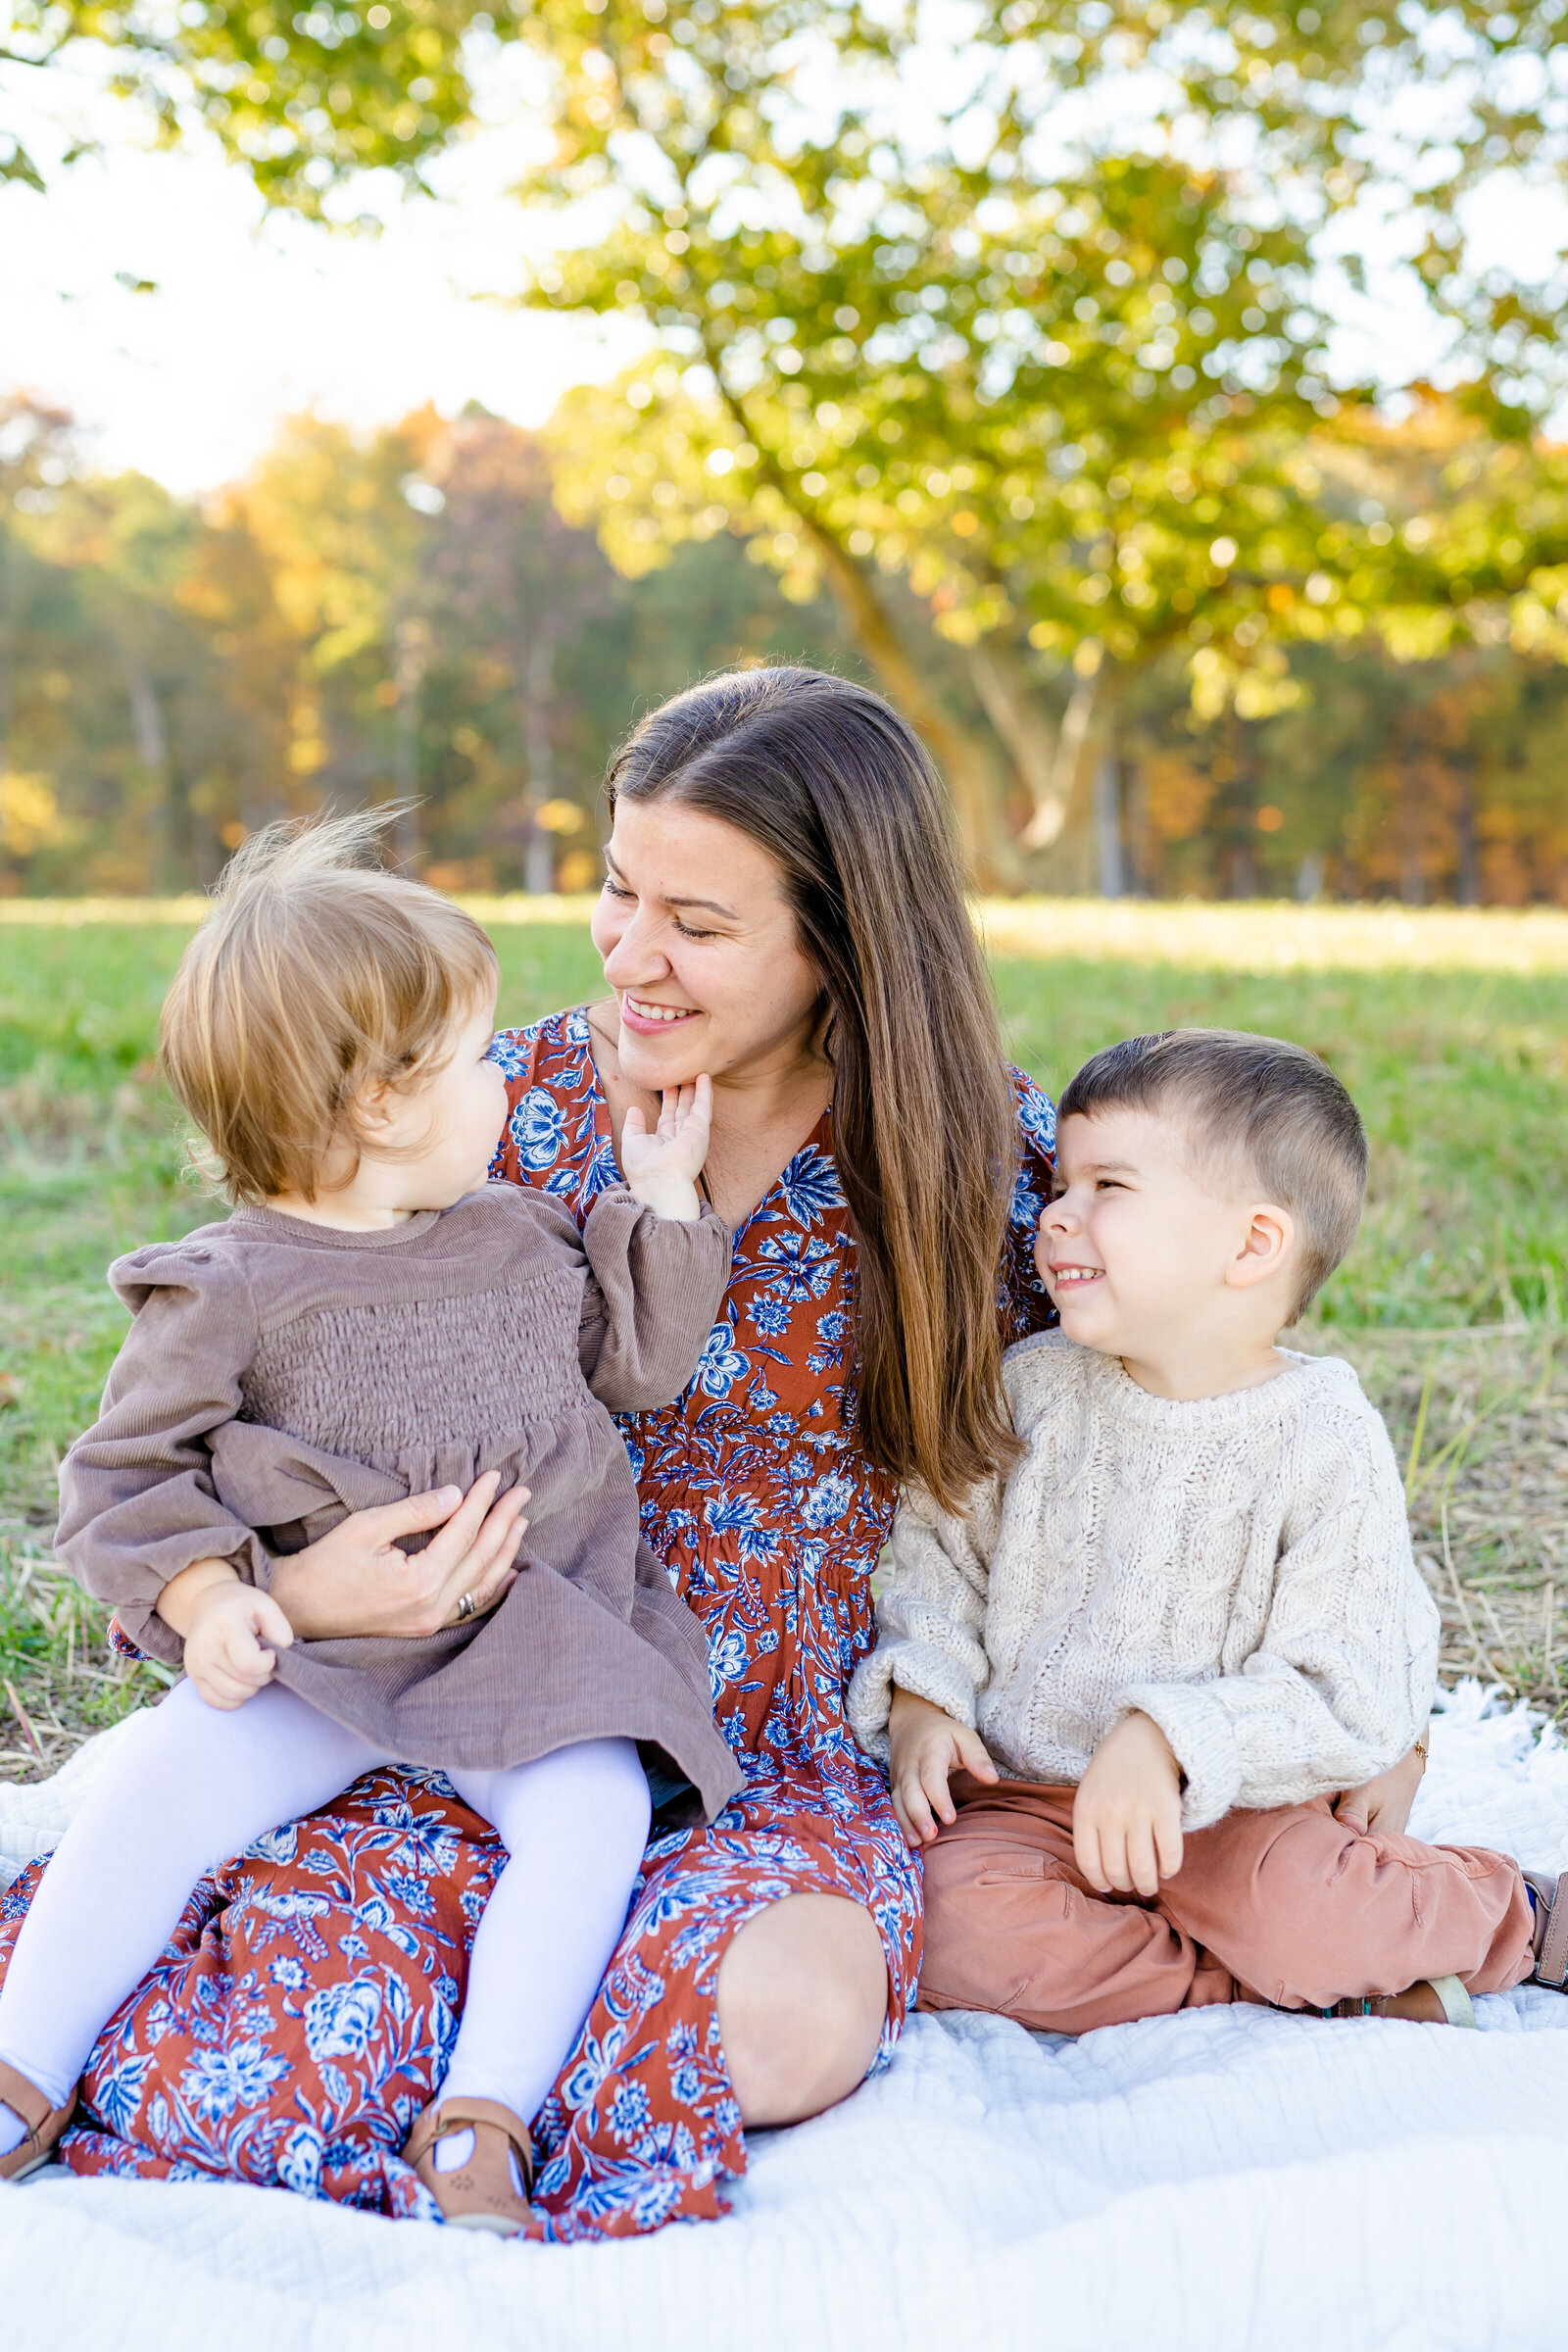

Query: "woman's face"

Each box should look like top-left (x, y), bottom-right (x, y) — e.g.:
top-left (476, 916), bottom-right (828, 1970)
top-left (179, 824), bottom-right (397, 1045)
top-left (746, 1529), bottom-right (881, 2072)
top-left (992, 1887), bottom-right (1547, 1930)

top-left (590, 797), bottom-right (824, 1093)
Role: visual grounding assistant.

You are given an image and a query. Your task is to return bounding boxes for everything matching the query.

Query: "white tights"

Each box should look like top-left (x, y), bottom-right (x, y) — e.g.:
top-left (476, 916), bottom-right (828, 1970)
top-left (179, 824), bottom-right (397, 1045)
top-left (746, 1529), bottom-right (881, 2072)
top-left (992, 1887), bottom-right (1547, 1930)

top-left (0, 1678), bottom-right (651, 2165)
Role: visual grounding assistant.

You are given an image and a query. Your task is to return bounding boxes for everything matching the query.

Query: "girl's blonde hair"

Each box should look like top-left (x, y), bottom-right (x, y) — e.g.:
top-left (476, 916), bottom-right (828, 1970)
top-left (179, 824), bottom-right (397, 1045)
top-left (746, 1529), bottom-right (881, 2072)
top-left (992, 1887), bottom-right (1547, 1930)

top-left (159, 808), bottom-right (499, 1204)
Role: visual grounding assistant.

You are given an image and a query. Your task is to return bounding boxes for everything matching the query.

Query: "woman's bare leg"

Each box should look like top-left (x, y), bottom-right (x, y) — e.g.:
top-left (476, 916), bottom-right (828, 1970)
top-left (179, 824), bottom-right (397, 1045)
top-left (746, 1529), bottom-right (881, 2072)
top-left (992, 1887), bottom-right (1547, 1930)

top-left (715, 1892), bottom-right (887, 2127)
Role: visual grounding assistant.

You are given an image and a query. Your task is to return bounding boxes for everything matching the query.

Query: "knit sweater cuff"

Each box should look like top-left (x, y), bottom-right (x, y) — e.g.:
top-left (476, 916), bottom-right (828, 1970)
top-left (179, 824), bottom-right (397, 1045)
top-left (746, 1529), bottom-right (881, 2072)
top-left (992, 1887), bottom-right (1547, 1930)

top-left (846, 1641), bottom-right (979, 1769)
top-left (1115, 1683), bottom-right (1244, 1832)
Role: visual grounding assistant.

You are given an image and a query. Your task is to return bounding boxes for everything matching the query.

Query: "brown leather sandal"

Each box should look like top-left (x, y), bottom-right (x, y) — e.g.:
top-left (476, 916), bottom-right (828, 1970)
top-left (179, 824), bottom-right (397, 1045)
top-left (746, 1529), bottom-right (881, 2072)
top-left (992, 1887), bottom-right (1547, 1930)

top-left (403, 2096), bottom-right (535, 2236)
top-left (0, 2057), bottom-right (76, 2181)
top-left (1525, 1870), bottom-right (1567, 1986)
top-left (1326, 1975), bottom-right (1477, 2027)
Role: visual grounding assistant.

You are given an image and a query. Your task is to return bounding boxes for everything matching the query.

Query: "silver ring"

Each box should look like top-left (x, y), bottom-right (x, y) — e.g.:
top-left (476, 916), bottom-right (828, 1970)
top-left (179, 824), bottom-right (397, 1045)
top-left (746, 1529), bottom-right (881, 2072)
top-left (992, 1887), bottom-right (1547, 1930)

top-left (456, 1592), bottom-right (476, 1623)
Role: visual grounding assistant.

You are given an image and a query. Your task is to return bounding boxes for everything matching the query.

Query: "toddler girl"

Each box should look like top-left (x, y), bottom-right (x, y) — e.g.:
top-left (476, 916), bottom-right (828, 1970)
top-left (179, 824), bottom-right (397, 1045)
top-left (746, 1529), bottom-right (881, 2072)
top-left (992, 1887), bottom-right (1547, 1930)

top-left (0, 814), bottom-right (741, 2229)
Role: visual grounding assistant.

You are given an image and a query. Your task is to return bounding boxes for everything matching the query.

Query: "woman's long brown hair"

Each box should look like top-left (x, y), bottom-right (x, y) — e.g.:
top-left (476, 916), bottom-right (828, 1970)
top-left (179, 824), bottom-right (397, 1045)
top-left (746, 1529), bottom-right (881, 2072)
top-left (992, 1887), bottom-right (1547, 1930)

top-left (605, 665), bottom-right (1021, 1512)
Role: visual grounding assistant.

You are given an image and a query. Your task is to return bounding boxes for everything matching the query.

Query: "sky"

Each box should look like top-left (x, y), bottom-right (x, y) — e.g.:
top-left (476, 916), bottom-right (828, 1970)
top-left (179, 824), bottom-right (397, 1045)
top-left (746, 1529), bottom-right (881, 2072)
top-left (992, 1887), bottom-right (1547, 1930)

top-left (2, 40), bottom-right (1564, 498)
top-left (1, 48), bottom-right (644, 493)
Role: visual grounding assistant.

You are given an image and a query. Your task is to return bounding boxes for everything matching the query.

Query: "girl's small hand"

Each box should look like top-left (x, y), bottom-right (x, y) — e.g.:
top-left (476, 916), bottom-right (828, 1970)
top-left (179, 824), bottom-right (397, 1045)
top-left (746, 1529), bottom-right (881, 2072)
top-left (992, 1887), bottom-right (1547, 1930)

top-left (887, 1686), bottom-right (998, 1848)
top-left (183, 1578), bottom-right (295, 1711)
top-left (620, 1076), bottom-right (712, 1222)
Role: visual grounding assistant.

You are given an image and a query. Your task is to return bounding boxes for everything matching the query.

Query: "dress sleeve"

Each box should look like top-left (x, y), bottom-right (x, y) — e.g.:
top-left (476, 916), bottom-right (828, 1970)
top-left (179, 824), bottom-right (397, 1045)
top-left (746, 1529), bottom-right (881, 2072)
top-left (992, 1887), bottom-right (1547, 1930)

top-left (846, 1472), bottom-right (1004, 1767)
top-left (1002, 1066), bottom-right (1057, 1348)
top-left (1114, 1397), bottom-right (1441, 1830)
top-left (54, 1241), bottom-right (269, 1668)
top-left (576, 1186), bottom-right (733, 1412)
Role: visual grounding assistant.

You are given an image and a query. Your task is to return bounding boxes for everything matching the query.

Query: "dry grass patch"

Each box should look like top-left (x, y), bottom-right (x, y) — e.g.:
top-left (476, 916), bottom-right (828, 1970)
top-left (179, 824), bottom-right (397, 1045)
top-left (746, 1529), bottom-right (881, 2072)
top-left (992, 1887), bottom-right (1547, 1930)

top-left (1319, 1327), bottom-right (1568, 1715)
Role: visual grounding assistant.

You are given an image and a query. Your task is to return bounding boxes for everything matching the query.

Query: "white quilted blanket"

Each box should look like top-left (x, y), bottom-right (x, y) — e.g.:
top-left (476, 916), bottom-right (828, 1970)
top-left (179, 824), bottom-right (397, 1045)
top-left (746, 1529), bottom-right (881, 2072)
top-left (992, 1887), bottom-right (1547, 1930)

top-left (3, 1681), bottom-right (1566, 2352)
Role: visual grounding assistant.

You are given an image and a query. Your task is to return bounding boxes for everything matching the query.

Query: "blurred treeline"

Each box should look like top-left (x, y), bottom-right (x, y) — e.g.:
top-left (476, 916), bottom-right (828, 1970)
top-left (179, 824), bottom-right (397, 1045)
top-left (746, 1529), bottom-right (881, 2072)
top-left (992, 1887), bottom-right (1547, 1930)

top-left (1, 387), bottom-right (1565, 903)
top-left (0, 396), bottom-right (852, 897)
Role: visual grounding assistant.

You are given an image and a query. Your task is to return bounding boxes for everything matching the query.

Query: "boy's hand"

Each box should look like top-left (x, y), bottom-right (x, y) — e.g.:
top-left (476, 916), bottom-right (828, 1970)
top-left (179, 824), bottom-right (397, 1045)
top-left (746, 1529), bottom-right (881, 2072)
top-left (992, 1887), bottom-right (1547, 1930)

top-left (620, 1077), bottom-right (713, 1223)
top-left (887, 1687), bottom-right (998, 1848)
top-left (163, 1564), bottom-right (295, 1710)
top-left (1073, 1712), bottom-right (1184, 1897)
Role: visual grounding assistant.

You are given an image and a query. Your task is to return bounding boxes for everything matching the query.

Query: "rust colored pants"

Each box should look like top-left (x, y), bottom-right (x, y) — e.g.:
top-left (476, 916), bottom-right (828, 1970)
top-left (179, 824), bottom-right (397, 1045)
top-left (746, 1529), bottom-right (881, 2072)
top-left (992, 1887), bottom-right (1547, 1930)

top-left (917, 1774), bottom-right (1537, 2034)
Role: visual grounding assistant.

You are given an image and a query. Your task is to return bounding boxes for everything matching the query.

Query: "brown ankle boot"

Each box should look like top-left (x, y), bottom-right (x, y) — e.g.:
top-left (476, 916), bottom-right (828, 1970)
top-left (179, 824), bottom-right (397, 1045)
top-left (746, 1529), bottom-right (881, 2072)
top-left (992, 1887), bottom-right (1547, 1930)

top-left (1525, 1871), bottom-right (1567, 1986)
top-left (0, 2058), bottom-right (76, 2181)
top-left (403, 2096), bottom-right (535, 2236)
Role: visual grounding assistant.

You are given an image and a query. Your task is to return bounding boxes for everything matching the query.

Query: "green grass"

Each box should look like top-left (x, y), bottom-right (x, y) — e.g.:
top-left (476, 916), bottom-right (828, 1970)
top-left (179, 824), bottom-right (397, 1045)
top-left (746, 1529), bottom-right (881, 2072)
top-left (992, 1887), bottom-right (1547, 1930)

top-left (2, 913), bottom-right (1566, 1771)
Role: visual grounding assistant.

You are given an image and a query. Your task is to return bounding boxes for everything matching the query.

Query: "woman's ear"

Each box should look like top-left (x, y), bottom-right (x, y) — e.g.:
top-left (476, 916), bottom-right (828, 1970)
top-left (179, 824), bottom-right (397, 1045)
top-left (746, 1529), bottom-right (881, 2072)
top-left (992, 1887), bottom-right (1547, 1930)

top-left (1225, 1202), bottom-right (1296, 1291)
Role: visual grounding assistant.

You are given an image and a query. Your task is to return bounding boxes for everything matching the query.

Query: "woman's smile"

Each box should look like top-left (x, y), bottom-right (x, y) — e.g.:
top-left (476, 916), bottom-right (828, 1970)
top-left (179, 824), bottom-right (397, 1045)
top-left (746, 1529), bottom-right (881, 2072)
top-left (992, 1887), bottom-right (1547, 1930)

top-left (619, 993), bottom-right (702, 1033)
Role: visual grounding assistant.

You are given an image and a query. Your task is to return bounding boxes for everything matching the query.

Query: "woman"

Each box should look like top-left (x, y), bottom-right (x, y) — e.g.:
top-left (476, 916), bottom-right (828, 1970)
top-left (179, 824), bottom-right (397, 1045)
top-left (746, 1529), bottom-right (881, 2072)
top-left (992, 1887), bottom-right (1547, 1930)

top-left (1, 667), bottom-right (1421, 2235)
top-left (2, 669), bottom-right (1050, 2234)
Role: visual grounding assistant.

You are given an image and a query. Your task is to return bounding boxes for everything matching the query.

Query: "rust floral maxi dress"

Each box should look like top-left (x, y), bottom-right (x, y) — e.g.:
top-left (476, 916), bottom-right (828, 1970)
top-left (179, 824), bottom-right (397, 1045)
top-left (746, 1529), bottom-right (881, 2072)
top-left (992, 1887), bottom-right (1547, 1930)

top-left (0, 1007), bottom-right (1055, 2242)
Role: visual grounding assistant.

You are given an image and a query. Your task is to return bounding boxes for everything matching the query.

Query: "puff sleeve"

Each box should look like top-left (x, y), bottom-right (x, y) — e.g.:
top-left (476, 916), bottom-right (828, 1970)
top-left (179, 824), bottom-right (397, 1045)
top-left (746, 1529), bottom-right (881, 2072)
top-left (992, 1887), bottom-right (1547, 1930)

top-left (54, 1237), bottom-right (268, 1666)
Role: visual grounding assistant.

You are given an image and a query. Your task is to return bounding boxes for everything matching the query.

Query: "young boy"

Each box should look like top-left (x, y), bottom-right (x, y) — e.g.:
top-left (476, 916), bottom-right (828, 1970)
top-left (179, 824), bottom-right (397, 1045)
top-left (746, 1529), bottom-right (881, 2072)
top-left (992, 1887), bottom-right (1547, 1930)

top-left (849, 1029), bottom-right (1566, 2029)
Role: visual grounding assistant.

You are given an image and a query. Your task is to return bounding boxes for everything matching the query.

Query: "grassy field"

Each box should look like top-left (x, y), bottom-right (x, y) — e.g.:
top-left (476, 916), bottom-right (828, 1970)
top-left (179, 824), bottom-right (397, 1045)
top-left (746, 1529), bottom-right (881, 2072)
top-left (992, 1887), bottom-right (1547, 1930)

top-left (2, 902), bottom-right (1565, 1778)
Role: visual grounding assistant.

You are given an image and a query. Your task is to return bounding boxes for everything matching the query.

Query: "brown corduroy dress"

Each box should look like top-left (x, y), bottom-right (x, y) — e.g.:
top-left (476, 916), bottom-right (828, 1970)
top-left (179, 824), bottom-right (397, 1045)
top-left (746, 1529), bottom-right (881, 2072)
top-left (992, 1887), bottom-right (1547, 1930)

top-left (54, 1183), bottom-right (743, 1819)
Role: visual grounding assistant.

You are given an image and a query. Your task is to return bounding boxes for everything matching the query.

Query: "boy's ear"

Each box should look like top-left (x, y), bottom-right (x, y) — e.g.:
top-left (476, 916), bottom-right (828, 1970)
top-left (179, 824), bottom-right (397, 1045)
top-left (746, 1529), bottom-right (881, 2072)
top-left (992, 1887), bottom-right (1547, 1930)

top-left (1225, 1202), bottom-right (1296, 1291)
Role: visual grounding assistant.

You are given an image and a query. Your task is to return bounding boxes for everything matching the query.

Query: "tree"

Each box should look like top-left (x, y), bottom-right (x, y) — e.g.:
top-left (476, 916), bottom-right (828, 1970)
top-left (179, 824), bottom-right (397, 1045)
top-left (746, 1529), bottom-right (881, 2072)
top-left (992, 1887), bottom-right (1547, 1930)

top-left (1, 0), bottom-right (491, 209)
top-left (508, 0), bottom-right (1568, 879)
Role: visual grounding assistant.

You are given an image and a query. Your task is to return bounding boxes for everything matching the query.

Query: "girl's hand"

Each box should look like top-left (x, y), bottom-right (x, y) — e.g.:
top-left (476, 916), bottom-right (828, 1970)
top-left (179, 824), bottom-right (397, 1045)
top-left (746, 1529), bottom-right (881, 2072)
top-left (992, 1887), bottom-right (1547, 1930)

top-left (1072, 1712), bottom-right (1184, 1897)
top-left (887, 1686), bottom-right (998, 1848)
top-left (182, 1576), bottom-right (295, 1710)
top-left (267, 1471), bottom-right (530, 1642)
top-left (620, 1077), bottom-right (712, 1223)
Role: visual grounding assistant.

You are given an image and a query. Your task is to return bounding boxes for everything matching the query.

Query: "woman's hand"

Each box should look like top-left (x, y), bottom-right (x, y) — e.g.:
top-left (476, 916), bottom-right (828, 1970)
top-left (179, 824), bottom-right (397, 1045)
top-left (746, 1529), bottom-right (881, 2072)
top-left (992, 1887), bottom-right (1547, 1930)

top-left (267, 1471), bottom-right (530, 1642)
top-left (887, 1686), bottom-right (998, 1848)
top-left (1332, 1742), bottom-right (1426, 1838)
top-left (1073, 1712), bottom-right (1185, 1898)
top-left (620, 1077), bottom-right (712, 1223)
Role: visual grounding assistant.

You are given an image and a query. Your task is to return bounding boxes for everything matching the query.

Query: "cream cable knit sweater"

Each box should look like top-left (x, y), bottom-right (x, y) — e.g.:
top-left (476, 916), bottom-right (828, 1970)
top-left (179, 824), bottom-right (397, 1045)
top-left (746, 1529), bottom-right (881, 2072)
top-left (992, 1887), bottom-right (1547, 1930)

top-left (848, 1332), bottom-right (1440, 1832)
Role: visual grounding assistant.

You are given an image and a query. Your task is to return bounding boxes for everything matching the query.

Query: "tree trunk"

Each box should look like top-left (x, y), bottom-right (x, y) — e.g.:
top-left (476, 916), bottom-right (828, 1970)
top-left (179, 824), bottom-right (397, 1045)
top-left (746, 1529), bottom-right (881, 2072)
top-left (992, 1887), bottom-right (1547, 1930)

top-left (522, 630), bottom-right (556, 896)
top-left (710, 374), bottom-right (1016, 888)
top-left (391, 616), bottom-right (428, 865)
top-left (964, 637), bottom-right (1065, 848)
top-left (1093, 747), bottom-right (1124, 899)
top-left (1454, 752), bottom-right (1480, 906)
top-left (116, 639), bottom-right (192, 890)
top-left (801, 518), bottom-right (1015, 889)
top-left (1021, 662), bottom-right (1100, 854)
top-left (1397, 746), bottom-right (1424, 906)
top-left (0, 530), bottom-right (13, 894)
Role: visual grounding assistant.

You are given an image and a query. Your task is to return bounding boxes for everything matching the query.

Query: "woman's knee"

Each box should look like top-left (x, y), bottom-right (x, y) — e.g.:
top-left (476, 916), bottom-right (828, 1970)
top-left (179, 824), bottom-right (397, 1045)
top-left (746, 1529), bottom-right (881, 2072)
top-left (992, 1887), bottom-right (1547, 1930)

top-left (715, 1893), bottom-right (888, 2129)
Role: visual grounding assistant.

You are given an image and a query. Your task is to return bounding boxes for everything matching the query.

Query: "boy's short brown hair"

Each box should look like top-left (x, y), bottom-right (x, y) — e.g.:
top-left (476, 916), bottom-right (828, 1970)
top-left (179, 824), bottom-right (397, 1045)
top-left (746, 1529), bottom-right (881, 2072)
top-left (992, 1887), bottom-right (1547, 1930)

top-left (159, 809), bottom-right (499, 1205)
top-left (1056, 1028), bottom-right (1367, 1320)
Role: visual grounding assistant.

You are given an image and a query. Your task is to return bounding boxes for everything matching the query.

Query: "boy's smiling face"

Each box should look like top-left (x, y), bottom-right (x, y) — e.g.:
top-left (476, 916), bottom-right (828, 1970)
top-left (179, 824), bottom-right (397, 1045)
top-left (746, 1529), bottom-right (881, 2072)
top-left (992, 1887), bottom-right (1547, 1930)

top-left (1035, 1102), bottom-right (1300, 1391)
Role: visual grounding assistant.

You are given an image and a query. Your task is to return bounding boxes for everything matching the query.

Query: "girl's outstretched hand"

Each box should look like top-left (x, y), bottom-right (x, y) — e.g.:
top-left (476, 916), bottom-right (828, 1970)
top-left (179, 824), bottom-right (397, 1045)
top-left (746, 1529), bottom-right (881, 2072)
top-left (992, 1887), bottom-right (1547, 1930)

top-left (620, 1076), bottom-right (713, 1222)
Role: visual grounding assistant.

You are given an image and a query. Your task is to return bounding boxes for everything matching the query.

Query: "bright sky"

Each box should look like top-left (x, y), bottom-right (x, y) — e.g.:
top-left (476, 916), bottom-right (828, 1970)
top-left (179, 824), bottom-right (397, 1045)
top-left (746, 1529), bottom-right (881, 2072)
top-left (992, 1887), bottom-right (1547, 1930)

top-left (1, 49), bottom-right (644, 493)
top-left (1, 43), bottom-right (1562, 496)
